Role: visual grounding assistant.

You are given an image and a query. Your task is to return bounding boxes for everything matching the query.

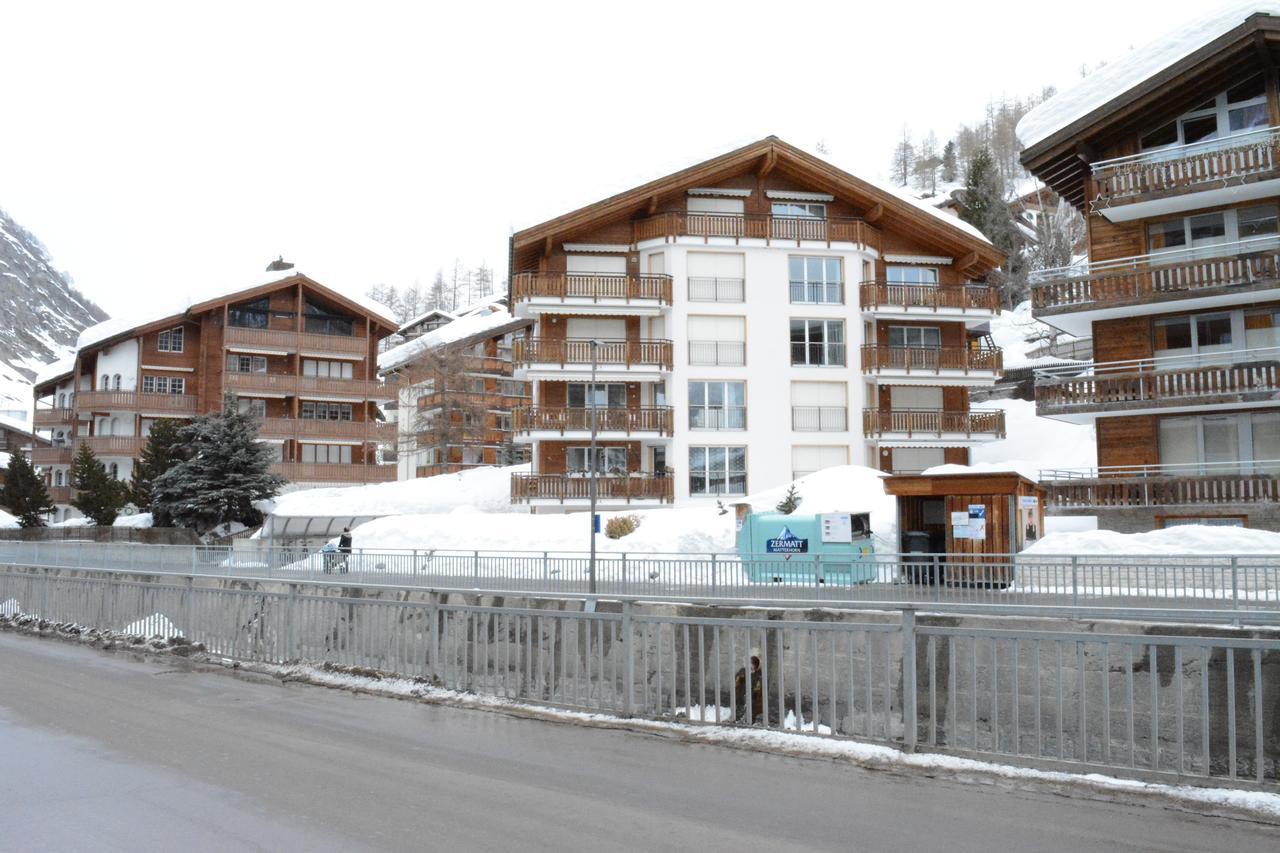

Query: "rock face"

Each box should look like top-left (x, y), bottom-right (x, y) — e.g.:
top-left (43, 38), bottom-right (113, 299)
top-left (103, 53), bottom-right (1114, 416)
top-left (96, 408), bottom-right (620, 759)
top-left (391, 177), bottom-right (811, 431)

top-left (0, 207), bottom-right (108, 413)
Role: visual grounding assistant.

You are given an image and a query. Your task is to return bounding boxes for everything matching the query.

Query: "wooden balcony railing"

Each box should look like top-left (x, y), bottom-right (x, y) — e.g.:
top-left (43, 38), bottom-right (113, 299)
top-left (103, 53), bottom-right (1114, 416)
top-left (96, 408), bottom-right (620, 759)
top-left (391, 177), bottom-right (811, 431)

top-left (271, 462), bottom-right (397, 484)
top-left (858, 283), bottom-right (1000, 313)
top-left (78, 436), bottom-right (146, 456)
top-left (510, 473), bottom-right (674, 504)
top-left (1035, 349), bottom-right (1280, 415)
top-left (257, 418), bottom-right (397, 443)
top-left (46, 486), bottom-right (73, 504)
top-left (224, 372), bottom-right (391, 399)
top-left (860, 345), bottom-right (1002, 375)
top-left (1090, 126), bottom-right (1280, 210)
top-left (1041, 461), bottom-right (1280, 509)
top-left (224, 325), bottom-right (369, 356)
top-left (33, 407), bottom-right (77, 427)
top-left (633, 212), bottom-right (879, 251)
top-left (862, 408), bottom-right (1006, 437)
top-left (511, 272), bottom-right (672, 305)
top-left (75, 390), bottom-right (200, 414)
top-left (513, 406), bottom-right (673, 435)
top-left (513, 338), bottom-right (674, 371)
top-left (1030, 237), bottom-right (1280, 313)
top-left (31, 446), bottom-right (73, 466)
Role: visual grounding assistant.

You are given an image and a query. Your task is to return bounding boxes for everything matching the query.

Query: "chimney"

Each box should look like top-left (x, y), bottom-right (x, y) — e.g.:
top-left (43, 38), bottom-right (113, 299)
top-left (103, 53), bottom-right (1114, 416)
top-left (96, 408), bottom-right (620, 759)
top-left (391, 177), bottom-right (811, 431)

top-left (266, 256), bottom-right (294, 272)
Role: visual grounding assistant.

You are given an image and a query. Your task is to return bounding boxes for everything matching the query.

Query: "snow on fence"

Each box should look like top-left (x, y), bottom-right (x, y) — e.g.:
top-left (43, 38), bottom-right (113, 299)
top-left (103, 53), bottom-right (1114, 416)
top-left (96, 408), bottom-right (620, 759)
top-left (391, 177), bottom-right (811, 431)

top-left (1, 565), bottom-right (1276, 787)
top-left (0, 540), bottom-right (1278, 620)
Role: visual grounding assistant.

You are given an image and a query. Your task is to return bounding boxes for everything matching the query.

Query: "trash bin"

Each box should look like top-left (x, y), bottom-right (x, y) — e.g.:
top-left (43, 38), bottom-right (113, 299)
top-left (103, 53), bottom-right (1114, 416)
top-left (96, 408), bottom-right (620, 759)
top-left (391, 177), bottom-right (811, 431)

top-left (903, 531), bottom-right (937, 584)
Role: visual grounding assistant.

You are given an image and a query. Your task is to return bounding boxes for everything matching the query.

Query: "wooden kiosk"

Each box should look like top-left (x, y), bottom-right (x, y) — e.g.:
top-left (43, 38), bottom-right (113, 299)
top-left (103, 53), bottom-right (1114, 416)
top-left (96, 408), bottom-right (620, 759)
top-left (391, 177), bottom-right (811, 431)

top-left (883, 471), bottom-right (1047, 583)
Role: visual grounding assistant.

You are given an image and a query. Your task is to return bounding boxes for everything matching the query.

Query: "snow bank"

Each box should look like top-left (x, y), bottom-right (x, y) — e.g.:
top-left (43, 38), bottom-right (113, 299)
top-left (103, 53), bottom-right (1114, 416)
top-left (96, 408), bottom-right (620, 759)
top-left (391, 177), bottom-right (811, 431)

top-left (264, 464), bottom-right (526, 519)
top-left (988, 300), bottom-right (1083, 370)
top-left (49, 517), bottom-right (93, 528)
top-left (922, 398), bottom-right (1096, 483)
top-left (352, 465), bottom-right (897, 554)
top-left (0, 509), bottom-right (20, 529)
top-left (1024, 525), bottom-right (1280, 556)
top-left (113, 512), bottom-right (154, 529)
top-left (1017, 2), bottom-right (1279, 148)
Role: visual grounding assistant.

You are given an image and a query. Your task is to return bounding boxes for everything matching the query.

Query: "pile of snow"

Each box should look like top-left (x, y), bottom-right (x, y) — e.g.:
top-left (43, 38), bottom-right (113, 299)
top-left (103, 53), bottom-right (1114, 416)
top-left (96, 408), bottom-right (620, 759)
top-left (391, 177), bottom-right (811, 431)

top-left (264, 464), bottom-right (526, 519)
top-left (113, 513), bottom-right (154, 529)
top-left (921, 398), bottom-right (1096, 483)
top-left (1018, 2), bottom-right (1279, 148)
top-left (49, 517), bottom-right (93, 528)
top-left (352, 465), bottom-right (897, 555)
top-left (0, 509), bottom-right (20, 529)
top-left (989, 301), bottom-right (1083, 370)
top-left (1024, 525), bottom-right (1280, 556)
top-left (378, 308), bottom-right (525, 373)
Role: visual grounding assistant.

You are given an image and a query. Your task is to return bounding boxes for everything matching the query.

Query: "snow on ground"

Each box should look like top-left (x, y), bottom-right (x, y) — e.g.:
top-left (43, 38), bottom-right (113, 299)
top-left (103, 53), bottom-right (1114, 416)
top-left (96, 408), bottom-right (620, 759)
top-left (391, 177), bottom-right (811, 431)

top-left (922, 398), bottom-right (1096, 483)
top-left (49, 517), bottom-right (93, 528)
top-left (988, 300), bottom-right (1083, 370)
top-left (264, 464), bottom-right (528, 519)
top-left (113, 512), bottom-right (154, 529)
top-left (0, 509), bottom-right (19, 529)
top-left (120, 612), bottom-right (182, 638)
top-left (1025, 525), bottom-right (1280, 556)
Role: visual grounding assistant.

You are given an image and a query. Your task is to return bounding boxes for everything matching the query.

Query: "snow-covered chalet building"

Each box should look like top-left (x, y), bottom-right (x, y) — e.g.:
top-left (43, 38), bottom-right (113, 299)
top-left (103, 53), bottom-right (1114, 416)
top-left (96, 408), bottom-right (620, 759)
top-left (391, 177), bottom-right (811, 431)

top-left (1021, 2), bottom-right (1280, 531)
top-left (506, 136), bottom-right (1007, 511)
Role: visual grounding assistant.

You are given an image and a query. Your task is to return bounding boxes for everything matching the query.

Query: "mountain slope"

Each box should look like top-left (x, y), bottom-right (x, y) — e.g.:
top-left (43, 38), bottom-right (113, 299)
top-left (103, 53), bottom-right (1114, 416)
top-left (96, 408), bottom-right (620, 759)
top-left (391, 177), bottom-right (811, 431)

top-left (0, 208), bottom-right (107, 415)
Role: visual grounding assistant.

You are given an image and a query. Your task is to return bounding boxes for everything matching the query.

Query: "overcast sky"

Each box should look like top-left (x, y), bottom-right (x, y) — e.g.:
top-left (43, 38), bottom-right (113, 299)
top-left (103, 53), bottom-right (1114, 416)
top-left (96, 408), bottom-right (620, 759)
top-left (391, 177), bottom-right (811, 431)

top-left (2, 0), bottom-right (1212, 317)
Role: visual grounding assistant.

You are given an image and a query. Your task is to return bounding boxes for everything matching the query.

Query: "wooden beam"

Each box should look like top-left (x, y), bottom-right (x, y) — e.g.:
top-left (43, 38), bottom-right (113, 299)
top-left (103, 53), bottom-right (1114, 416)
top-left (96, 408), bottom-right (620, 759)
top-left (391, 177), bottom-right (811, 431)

top-left (1254, 31), bottom-right (1275, 69)
top-left (543, 236), bottom-right (552, 258)
top-left (647, 195), bottom-right (658, 215)
top-left (956, 251), bottom-right (979, 273)
top-left (865, 203), bottom-right (884, 225)
top-left (758, 149), bottom-right (776, 177)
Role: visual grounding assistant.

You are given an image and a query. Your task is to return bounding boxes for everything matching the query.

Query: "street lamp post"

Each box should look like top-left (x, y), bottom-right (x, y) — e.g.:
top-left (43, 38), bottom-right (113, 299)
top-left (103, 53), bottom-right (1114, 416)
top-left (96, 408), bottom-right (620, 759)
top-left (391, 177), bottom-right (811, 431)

top-left (588, 339), bottom-right (601, 595)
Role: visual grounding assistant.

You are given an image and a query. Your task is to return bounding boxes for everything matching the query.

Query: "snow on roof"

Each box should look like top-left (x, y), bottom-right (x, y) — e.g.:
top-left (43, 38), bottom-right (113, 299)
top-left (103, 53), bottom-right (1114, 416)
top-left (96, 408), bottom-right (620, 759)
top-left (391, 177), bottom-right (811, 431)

top-left (75, 268), bottom-right (397, 352)
top-left (1017, 2), bottom-right (1280, 149)
top-left (454, 292), bottom-right (507, 317)
top-left (0, 413), bottom-right (36, 437)
top-left (378, 308), bottom-right (525, 373)
top-left (33, 356), bottom-right (74, 387)
top-left (399, 308), bottom-right (456, 333)
top-left (867, 177), bottom-right (992, 246)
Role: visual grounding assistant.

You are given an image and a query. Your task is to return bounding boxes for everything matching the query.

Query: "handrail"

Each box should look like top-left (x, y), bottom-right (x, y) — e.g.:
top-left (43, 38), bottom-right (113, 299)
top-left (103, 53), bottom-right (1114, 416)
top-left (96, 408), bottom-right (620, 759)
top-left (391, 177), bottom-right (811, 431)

top-left (1041, 458), bottom-right (1280, 480)
top-left (862, 408), bottom-right (1006, 437)
top-left (1030, 235), bottom-right (1280, 284)
top-left (511, 472), bottom-right (675, 503)
top-left (633, 212), bottom-right (879, 251)
top-left (513, 406), bottom-right (674, 436)
top-left (511, 272), bottom-right (673, 305)
top-left (1090, 125), bottom-right (1280, 170)
top-left (858, 282), bottom-right (1000, 312)
top-left (1034, 344), bottom-right (1280, 381)
top-left (513, 338), bottom-right (674, 370)
top-left (860, 345), bottom-right (1003, 373)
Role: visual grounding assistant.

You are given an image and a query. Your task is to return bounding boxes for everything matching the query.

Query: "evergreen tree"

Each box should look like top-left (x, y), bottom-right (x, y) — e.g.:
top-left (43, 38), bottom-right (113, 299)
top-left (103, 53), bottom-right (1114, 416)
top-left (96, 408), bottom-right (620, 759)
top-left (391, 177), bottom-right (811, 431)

top-left (69, 443), bottom-right (129, 525)
top-left (152, 394), bottom-right (284, 533)
top-left (941, 141), bottom-right (958, 184)
top-left (959, 148), bottom-right (1027, 306)
top-left (775, 484), bottom-right (802, 515)
top-left (130, 418), bottom-right (188, 525)
top-left (1, 452), bottom-right (54, 526)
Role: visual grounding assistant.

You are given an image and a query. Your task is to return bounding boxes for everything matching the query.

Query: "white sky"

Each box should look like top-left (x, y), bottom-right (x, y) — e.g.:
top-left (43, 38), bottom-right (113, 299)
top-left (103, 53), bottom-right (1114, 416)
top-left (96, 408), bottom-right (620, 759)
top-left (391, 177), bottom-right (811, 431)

top-left (1, 0), bottom-right (1212, 317)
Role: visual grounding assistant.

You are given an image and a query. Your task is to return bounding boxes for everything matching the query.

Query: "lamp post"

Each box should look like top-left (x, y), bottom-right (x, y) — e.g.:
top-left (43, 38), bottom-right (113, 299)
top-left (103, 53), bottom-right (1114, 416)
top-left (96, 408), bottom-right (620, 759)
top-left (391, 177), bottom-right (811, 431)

top-left (588, 339), bottom-right (601, 595)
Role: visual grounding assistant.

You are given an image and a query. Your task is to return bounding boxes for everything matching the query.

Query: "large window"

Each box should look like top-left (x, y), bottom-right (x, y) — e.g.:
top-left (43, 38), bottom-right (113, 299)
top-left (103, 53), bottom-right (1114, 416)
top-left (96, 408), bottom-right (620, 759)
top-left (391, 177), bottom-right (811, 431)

top-left (142, 375), bottom-right (185, 394)
top-left (788, 256), bottom-right (843, 304)
top-left (1155, 312), bottom-right (1233, 357)
top-left (566, 446), bottom-right (628, 475)
top-left (1147, 205), bottom-right (1278, 252)
top-left (771, 201), bottom-right (825, 219)
top-left (303, 359), bottom-right (355, 379)
top-left (228, 298), bottom-right (271, 329)
top-left (227, 354), bottom-right (268, 373)
top-left (688, 446), bottom-right (747, 496)
top-left (887, 326), bottom-right (941, 349)
top-left (688, 381), bottom-right (746, 429)
top-left (237, 398), bottom-right (267, 418)
top-left (790, 319), bottom-right (845, 366)
top-left (886, 266), bottom-right (939, 285)
top-left (567, 383), bottom-right (626, 409)
top-left (301, 443), bottom-right (353, 464)
top-left (1160, 412), bottom-right (1280, 472)
top-left (1140, 75), bottom-right (1269, 151)
top-left (303, 298), bottom-right (354, 336)
top-left (157, 327), bottom-right (184, 353)
top-left (302, 401), bottom-right (353, 421)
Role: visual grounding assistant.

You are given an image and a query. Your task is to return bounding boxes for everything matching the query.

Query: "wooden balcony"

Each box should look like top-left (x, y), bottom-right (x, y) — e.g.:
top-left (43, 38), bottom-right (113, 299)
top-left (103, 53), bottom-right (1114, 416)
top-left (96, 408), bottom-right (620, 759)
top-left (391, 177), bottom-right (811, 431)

top-left (46, 486), bottom-right (72, 504)
top-left (31, 446), bottom-right (73, 466)
top-left (1041, 462), bottom-right (1280, 509)
top-left (513, 406), bottom-right (673, 436)
top-left (1090, 127), bottom-right (1280, 215)
top-left (1030, 237), bottom-right (1280, 317)
top-left (1035, 350), bottom-right (1280, 417)
top-left (271, 462), bottom-right (397, 484)
top-left (858, 283), bottom-right (1000, 314)
top-left (512, 338), bottom-right (673, 371)
top-left (257, 418), bottom-right (397, 443)
top-left (224, 372), bottom-right (392, 400)
top-left (75, 390), bottom-right (200, 415)
top-left (33, 407), bottom-right (77, 428)
top-left (78, 436), bottom-right (146, 456)
top-left (862, 409), bottom-right (1006, 438)
top-left (512, 272), bottom-right (672, 305)
top-left (860, 345), bottom-right (1002, 376)
top-left (224, 325), bottom-right (369, 356)
top-left (510, 473), bottom-right (674, 504)
top-left (633, 212), bottom-right (879, 251)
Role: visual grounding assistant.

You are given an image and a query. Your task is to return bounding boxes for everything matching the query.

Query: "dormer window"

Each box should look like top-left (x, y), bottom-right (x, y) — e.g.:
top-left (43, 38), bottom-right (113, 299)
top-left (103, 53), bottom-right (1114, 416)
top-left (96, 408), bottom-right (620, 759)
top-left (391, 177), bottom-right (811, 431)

top-left (1140, 74), bottom-right (1269, 151)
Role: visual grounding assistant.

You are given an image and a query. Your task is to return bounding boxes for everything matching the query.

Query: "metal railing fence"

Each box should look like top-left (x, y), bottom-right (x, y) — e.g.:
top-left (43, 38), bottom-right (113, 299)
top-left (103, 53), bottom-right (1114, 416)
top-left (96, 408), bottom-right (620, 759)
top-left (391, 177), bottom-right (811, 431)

top-left (1, 565), bottom-right (1275, 786)
top-left (1, 541), bottom-right (1279, 621)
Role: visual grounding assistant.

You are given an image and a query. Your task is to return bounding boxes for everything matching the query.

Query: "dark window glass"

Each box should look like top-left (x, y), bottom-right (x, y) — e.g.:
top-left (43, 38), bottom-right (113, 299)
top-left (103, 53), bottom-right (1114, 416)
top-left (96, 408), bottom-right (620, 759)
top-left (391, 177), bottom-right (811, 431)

top-left (1189, 213), bottom-right (1226, 243)
top-left (1197, 315), bottom-right (1233, 347)
top-left (1227, 75), bottom-right (1265, 104)
top-left (1158, 318), bottom-right (1193, 350)
top-left (1229, 103), bottom-right (1268, 132)
top-left (1239, 205), bottom-right (1279, 238)
top-left (1181, 115), bottom-right (1218, 145)
top-left (1140, 120), bottom-right (1178, 149)
top-left (1148, 219), bottom-right (1187, 250)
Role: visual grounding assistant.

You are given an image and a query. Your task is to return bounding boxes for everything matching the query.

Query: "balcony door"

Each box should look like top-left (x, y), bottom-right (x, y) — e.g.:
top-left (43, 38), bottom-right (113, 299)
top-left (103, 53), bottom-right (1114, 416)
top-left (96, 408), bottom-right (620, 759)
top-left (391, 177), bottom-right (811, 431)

top-left (1159, 412), bottom-right (1280, 474)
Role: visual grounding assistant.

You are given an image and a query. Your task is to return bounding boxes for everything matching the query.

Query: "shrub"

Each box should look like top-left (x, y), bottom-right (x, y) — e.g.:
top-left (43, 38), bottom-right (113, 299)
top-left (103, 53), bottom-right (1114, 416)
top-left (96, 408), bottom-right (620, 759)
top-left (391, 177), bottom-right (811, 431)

top-left (605, 514), bottom-right (641, 539)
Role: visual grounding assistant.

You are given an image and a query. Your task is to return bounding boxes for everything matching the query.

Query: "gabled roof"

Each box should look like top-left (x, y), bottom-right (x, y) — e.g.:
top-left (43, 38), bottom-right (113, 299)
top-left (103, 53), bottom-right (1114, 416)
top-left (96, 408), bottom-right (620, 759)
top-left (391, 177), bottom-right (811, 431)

top-left (399, 308), bottom-right (456, 335)
top-left (378, 309), bottom-right (532, 375)
top-left (511, 137), bottom-right (1003, 274)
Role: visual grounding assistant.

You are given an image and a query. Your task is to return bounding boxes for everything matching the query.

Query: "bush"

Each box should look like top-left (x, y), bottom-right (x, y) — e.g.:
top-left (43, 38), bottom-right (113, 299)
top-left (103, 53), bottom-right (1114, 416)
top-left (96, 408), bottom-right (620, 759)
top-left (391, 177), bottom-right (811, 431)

top-left (605, 514), bottom-right (641, 539)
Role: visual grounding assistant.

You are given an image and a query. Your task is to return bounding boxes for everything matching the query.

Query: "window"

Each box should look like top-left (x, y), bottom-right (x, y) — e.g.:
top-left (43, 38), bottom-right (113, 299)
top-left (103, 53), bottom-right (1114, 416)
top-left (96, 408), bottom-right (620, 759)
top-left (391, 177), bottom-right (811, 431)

top-left (687, 252), bottom-right (745, 302)
top-left (791, 382), bottom-right (847, 431)
top-left (886, 266), bottom-right (939, 285)
top-left (303, 359), bottom-right (355, 379)
top-left (771, 201), bottom-right (826, 219)
top-left (142, 375), bottom-right (185, 394)
top-left (1147, 206), bottom-right (1277, 253)
top-left (54, 470), bottom-right (63, 486)
top-left (1160, 412), bottom-right (1280, 473)
top-left (58, 392), bottom-right (65, 408)
top-left (1239, 205), bottom-right (1278, 238)
top-left (301, 443), bottom-right (354, 464)
top-left (1154, 312), bottom-right (1233, 357)
top-left (790, 320), bottom-right (845, 366)
top-left (887, 326), bottom-right (941, 349)
top-left (566, 446), bottom-right (628, 474)
top-left (688, 446), bottom-right (747, 496)
top-left (688, 381), bottom-right (746, 429)
top-left (301, 402), bottom-right (353, 421)
top-left (109, 463), bottom-right (119, 480)
top-left (568, 383), bottom-right (627, 409)
top-left (497, 379), bottom-right (525, 397)
top-left (791, 445), bottom-right (848, 479)
top-left (228, 298), bottom-right (270, 329)
top-left (687, 315), bottom-right (746, 366)
top-left (1246, 308), bottom-right (1280, 349)
top-left (100, 374), bottom-right (108, 389)
top-left (1139, 75), bottom-right (1269, 151)
top-left (237, 398), bottom-right (267, 418)
top-left (788, 256), bottom-right (843, 304)
top-left (112, 374), bottom-right (121, 390)
top-left (157, 327), bottom-right (184, 353)
top-left (687, 196), bottom-right (744, 215)
top-left (303, 298), bottom-right (354, 336)
top-left (227, 355), bottom-right (267, 373)
top-left (494, 413), bottom-right (513, 432)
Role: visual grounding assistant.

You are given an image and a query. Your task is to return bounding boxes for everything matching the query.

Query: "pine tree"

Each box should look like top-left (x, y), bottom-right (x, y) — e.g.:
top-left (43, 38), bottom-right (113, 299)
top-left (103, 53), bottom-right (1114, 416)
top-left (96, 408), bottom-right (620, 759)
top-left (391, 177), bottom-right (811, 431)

top-left (152, 394), bottom-right (285, 533)
top-left (941, 141), bottom-right (958, 184)
top-left (69, 443), bottom-right (129, 525)
top-left (889, 126), bottom-right (915, 186)
top-left (959, 148), bottom-right (1027, 306)
top-left (775, 484), bottom-right (802, 515)
top-left (0, 452), bottom-right (54, 526)
top-left (130, 418), bottom-right (187, 525)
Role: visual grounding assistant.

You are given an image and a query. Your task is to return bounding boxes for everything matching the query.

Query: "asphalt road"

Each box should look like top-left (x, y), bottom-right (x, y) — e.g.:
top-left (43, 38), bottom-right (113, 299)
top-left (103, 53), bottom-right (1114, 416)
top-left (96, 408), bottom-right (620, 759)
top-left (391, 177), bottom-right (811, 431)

top-left (0, 632), bottom-right (1268, 853)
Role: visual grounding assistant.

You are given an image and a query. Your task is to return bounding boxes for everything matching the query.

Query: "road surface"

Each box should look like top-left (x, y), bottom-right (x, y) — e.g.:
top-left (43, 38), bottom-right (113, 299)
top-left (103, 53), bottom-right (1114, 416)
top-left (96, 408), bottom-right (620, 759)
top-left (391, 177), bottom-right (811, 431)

top-left (0, 632), bottom-right (1268, 852)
